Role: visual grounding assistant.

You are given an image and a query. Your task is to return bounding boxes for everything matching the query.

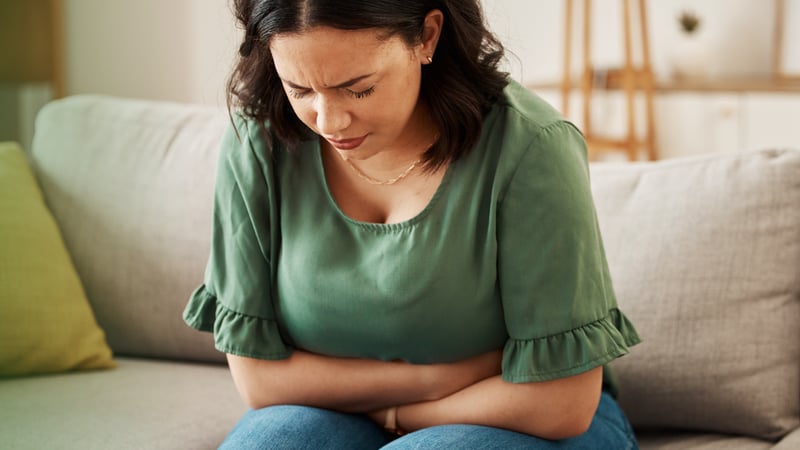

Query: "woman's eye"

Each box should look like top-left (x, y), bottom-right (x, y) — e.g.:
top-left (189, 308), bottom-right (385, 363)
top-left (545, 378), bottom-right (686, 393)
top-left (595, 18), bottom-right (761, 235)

top-left (347, 86), bottom-right (375, 99)
top-left (288, 89), bottom-right (309, 99)
top-left (287, 86), bottom-right (374, 100)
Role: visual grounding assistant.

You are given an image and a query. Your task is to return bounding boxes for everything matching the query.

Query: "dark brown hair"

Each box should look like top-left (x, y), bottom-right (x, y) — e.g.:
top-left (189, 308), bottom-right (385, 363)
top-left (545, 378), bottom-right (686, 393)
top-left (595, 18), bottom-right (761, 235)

top-left (228, 0), bottom-right (508, 169)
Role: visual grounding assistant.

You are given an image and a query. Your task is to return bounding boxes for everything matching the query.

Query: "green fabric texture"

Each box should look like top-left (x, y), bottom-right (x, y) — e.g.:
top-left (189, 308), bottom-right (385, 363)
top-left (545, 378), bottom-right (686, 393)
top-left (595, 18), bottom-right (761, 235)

top-left (183, 80), bottom-right (640, 387)
top-left (0, 142), bottom-right (115, 377)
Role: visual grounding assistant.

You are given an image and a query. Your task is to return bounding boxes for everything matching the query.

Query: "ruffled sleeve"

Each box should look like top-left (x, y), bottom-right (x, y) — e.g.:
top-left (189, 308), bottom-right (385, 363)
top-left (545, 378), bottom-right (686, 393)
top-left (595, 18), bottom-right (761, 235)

top-left (498, 120), bottom-right (640, 383)
top-left (182, 117), bottom-right (292, 360)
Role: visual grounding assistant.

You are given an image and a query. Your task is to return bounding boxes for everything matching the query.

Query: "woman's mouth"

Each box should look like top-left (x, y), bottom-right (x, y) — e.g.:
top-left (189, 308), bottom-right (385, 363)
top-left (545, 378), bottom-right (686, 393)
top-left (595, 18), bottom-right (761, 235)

top-left (327, 135), bottom-right (367, 150)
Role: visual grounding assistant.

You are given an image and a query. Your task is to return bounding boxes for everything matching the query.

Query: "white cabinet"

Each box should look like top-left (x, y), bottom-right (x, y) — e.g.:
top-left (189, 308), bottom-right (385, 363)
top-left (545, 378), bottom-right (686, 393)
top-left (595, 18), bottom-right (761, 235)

top-left (533, 88), bottom-right (800, 160)
top-left (741, 93), bottom-right (800, 152)
top-left (655, 93), bottom-right (741, 160)
top-left (656, 92), bottom-right (800, 158)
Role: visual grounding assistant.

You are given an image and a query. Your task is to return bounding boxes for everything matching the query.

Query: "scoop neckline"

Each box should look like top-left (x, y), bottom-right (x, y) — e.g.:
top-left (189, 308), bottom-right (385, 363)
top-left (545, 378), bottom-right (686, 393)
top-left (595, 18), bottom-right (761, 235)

top-left (314, 139), bottom-right (454, 231)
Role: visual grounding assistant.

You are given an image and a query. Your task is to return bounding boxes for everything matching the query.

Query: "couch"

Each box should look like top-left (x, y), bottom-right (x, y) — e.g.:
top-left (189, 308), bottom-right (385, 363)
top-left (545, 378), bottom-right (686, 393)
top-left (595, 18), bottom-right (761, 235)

top-left (0, 95), bottom-right (797, 449)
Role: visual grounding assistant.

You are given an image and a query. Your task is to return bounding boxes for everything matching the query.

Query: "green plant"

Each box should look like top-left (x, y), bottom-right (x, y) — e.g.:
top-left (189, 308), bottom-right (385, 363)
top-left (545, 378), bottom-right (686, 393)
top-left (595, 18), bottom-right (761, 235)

top-left (678, 10), bottom-right (701, 34)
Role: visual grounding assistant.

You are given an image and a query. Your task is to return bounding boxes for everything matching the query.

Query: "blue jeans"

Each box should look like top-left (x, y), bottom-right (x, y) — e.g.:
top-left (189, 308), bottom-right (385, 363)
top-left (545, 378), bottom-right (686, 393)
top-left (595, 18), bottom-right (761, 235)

top-left (219, 391), bottom-right (638, 449)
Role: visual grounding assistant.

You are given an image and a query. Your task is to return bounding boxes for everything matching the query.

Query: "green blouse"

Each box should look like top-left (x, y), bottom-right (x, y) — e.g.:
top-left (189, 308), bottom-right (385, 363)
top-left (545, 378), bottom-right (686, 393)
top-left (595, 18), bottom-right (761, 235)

top-left (183, 80), bottom-right (640, 390)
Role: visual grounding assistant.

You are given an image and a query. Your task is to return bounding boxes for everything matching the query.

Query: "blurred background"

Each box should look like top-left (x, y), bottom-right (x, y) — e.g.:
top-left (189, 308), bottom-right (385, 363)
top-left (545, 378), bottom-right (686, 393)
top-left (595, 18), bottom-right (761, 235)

top-left (1, 0), bottom-right (799, 159)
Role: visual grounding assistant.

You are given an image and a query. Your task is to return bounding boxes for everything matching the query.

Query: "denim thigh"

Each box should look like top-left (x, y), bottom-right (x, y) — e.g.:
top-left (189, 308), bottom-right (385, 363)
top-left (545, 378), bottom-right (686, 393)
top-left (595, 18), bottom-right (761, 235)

top-left (219, 392), bottom-right (637, 450)
top-left (219, 404), bottom-right (391, 450)
top-left (380, 392), bottom-right (638, 450)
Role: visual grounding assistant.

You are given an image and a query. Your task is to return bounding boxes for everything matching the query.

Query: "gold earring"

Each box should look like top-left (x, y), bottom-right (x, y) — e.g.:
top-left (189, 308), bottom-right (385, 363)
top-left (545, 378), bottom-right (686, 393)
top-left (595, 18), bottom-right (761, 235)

top-left (426, 56), bottom-right (433, 64)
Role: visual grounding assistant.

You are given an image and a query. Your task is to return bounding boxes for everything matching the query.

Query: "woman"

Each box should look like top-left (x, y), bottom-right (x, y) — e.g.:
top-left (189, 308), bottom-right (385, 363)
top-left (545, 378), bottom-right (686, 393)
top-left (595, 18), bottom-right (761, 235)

top-left (183, 0), bottom-right (641, 448)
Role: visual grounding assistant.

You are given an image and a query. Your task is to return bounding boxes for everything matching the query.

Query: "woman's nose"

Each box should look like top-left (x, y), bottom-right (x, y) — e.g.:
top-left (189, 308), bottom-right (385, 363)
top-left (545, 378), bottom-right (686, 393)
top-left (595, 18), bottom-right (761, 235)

top-left (314, 96), bottom-right (351, 136)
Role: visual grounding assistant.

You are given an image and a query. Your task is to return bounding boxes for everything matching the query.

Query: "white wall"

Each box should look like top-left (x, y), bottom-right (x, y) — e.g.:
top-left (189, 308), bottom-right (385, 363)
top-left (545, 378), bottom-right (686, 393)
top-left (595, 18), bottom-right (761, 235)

top-left (187, 1), bottom-right (241, 106)
top-left (484, 0), bottom-right (795, 85)
top-left (64, 0), bottom-right (238, 106)
top-left (61, 0), bottom-right (799, 105)
top-left (782, 0), bottom-right (800, 74)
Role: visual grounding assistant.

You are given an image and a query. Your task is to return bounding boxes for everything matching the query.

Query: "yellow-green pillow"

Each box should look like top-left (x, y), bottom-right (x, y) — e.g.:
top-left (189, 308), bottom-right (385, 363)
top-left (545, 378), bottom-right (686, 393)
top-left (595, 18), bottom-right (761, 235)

top-left (0, 142), bottom-right (115, 376)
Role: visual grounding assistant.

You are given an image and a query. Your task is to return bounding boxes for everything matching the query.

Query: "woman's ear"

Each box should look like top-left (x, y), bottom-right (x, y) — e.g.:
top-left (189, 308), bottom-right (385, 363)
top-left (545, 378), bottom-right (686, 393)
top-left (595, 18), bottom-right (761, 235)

top-left (417, 9), bottom-right (443, 64)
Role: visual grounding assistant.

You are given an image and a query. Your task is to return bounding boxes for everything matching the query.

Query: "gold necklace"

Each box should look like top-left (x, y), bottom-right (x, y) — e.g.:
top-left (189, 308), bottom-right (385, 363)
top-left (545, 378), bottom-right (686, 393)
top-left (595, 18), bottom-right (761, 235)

top-left (343, 157), bottom-right (422, 185)
top-left (339, 134), bottom-right (439, 186)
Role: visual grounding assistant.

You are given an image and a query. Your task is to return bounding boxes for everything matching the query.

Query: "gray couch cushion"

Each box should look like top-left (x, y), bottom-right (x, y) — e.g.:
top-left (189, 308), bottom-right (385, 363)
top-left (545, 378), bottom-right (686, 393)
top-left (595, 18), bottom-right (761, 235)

top-left (31, 96), bottom-right (228, 363)
top-left (591, 149), bottom-right (800, 440)
top-left (0, 358), bottom-right (246, 450)
top-left (637, 432), bottom-right (772, 450)
top-left (773, 429), bottom-right (800, 450)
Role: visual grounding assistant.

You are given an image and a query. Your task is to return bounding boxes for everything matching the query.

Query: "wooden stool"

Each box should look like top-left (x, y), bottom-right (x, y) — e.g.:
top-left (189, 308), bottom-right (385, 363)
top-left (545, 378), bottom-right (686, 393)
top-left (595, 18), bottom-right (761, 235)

top-left (562, 0), bottom-right (658, 161)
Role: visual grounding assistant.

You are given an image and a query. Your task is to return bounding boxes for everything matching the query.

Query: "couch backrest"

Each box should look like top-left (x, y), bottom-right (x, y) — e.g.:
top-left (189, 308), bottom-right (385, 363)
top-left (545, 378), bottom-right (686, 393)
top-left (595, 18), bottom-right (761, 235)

top-left (31, 95), bottom-right (800, 440)
top-left (31, 95), bottom-right (228, 364)
top-left (592, 149), bottom-right (800, 440)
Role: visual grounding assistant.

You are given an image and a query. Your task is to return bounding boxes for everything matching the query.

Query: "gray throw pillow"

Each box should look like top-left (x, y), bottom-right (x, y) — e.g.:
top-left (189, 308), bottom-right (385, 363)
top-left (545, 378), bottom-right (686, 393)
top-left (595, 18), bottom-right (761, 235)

top-left (31, 96), bottom-right (228, 364)
top-left (591, 149), bottom-right (800, 441)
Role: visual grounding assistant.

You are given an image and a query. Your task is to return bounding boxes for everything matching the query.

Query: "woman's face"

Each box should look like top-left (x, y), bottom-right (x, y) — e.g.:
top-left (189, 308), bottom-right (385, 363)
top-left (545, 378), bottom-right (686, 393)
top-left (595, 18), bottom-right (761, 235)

top-left (270, 26), bottom-right (430, 160)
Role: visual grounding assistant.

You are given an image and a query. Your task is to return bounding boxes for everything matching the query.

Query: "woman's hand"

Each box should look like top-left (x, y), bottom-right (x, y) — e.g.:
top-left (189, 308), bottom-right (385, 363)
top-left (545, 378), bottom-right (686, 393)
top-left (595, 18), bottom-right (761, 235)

top-left (366, 350), bottom-right (503, 433)
top-left (367, 407), bottom-right (388, 425)
top-left (367, 407), bottom-right (391, 431)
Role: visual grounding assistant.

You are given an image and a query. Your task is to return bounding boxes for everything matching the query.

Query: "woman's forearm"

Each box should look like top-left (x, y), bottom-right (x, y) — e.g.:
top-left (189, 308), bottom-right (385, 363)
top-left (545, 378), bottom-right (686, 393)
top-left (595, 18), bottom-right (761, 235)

top-left (227, 349), bottom-right (502, 413)
top-left (393, 366), bottom-right (603, 440)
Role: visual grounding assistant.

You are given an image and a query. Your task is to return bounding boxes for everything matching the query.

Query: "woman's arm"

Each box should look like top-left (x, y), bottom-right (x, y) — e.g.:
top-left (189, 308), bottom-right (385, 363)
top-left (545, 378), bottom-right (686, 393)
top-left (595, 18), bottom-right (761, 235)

top-left (381, 366), bottom-right (603, 440)
top-left (226, 349), bottom-right (502, 413)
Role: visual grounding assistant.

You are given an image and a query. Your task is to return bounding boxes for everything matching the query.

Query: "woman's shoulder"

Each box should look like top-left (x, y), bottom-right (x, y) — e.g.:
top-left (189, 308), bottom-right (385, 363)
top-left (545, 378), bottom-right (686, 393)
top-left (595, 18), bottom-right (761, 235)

top-left (227, 113), bottom-right (274, 147)
top-left (495, 80), bottom-right (570, 133)
top-left (222, 112), bottom-right (295, 160)
top-left (485, 80), bottom-right (586, 161)
top-left (215, 113), bottom-right (290, 179)
top-left (474, 80), bottom-right (588, 190)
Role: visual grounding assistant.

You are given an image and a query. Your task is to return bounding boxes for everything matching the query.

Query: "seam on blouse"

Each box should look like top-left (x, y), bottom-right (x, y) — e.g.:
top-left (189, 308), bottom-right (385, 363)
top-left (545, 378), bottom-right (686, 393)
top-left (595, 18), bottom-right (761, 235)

top-left (215, 344), bottom-right (293, 361)
top-left (506, 309), bottom-right (622, 344)
top-left (230, 116), bottom-right (273, 265)
top-left (214, 297), bottom-right (278, 322)
top-left (502, 310), bottom-right (636, 381)
top-left (210, 299), bottom-right (291, 360)
top-left (358, 166), bottom-right (454, 232)
top-left (195, 287), bottom-right (277, 323)
top-left (313, 138), bottom-right (456, 234)
top-left (497, 120), bottom-right (576, 204)
top-left (503, 350), bottom-right (626, 382)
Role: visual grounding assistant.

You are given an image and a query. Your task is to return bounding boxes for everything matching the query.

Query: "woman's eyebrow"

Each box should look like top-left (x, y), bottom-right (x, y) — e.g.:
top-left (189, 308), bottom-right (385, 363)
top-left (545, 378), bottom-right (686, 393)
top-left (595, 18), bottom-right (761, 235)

top-left (281, 73), bottom-right (376, 90)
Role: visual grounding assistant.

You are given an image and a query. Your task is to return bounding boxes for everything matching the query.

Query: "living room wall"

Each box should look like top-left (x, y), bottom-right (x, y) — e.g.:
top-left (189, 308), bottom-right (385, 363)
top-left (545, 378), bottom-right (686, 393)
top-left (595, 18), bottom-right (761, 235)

top-left (61, 0), bottom-right (797, 106)
top-left (485, 0), bottom-right (798, 84)
top-left (63, 0), bottom-right (237, 106)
